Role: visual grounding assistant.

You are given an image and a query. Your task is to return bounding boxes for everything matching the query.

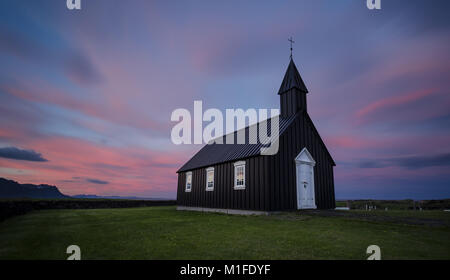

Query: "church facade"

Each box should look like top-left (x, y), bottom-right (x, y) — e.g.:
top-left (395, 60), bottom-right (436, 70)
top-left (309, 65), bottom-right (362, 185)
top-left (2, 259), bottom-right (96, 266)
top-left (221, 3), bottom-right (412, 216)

top-left (176, 58), bottom-right (336, 213)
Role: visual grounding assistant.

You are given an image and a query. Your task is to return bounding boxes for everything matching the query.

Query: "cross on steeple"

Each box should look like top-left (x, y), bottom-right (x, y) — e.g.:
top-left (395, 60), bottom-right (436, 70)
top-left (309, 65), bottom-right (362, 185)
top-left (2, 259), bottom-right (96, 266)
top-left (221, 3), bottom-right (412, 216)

top-left (288, 37), bottom-right (295, 59)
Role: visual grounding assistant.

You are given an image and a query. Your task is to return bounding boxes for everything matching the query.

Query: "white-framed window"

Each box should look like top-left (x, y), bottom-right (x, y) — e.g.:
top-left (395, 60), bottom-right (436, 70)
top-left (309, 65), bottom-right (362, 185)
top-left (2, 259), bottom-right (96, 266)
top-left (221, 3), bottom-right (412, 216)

top-left (185, 172), bottom-right (192, 192)
top-left (205, 167), bottom-right (214, 191)
top-left (234, 161), bottom-right (246, 190)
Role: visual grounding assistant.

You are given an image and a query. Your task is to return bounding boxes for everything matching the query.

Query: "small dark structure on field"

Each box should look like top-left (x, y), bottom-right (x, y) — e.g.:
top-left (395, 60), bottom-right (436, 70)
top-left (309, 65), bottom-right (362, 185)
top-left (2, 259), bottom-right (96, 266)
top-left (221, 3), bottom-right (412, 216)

top-left (177, 56), bottom-right (336, 214)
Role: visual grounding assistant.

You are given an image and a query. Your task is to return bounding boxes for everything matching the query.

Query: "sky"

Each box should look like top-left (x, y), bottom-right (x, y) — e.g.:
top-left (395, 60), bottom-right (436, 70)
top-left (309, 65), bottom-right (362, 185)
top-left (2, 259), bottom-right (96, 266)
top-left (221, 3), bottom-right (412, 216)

top-left (0, 0), bottom-right (449, 199)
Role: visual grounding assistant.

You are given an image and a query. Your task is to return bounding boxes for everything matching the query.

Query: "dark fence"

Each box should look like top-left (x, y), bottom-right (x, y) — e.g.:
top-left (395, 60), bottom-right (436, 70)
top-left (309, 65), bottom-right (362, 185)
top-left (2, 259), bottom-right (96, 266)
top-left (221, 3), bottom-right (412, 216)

top-left (337, 199), bottom-right (450, 210)
top-left (0, 199), bottom-right (176, 221)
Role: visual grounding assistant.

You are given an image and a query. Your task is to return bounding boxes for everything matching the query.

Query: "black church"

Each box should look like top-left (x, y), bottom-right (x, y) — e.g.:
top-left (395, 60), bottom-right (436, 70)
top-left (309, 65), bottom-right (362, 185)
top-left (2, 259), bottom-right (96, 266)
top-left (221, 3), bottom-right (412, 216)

top-left (176, 57), bottom-right (336, 214)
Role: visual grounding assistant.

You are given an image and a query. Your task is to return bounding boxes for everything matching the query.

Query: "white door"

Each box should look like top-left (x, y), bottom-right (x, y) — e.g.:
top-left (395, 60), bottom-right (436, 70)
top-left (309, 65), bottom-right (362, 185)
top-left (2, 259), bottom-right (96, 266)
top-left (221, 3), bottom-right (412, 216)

top-left (295, 148), bottom-right (317, 209)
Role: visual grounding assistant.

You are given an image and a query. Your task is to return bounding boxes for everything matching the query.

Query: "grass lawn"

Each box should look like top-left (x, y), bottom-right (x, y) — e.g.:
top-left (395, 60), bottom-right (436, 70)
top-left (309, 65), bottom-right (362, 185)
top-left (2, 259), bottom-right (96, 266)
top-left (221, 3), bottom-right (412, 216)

top-left (0, 206), bottom-right (449, 260)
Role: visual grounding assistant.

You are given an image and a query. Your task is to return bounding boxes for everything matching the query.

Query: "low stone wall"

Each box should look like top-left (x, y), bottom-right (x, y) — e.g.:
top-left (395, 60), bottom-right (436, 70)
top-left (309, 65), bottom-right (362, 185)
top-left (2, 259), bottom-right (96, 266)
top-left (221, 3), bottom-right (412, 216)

top-left (0, 199), bottom-right (176, 222)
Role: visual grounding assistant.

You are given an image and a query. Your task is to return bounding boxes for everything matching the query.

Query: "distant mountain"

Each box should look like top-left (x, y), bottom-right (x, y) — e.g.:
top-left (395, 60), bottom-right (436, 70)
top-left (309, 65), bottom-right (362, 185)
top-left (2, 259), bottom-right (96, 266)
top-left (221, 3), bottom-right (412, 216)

top-left (0, 178), bottom-right (69, 199)
top-left (72, 194), bottom-right (171, 200)
top-left (71, 194), bottom-right (103, 199)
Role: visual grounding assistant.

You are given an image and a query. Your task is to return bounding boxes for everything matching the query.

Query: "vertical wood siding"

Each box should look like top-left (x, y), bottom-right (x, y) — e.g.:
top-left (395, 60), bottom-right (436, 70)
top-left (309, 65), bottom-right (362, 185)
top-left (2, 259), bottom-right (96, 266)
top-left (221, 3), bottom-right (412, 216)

top-left (280, 89), bottom-right (307, 117)
top-left (177, 156), bottom-right (272, 211)
top-left (271, 113), bottom-right (336, 209)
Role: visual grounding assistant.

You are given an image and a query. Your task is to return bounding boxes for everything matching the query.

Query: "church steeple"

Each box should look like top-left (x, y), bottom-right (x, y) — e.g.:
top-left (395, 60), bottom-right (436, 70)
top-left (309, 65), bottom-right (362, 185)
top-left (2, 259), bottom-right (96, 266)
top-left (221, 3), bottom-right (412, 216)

top-left (278, 58), bottom-right (308, 95)
top-left (278, 58), bottom-right (309, 117)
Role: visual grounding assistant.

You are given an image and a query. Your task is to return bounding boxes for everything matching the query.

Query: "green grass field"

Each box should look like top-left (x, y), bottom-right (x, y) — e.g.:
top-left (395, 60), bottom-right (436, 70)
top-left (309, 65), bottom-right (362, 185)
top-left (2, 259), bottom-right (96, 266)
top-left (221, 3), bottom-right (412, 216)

top-left (0, 206), bottom-right (449, 260)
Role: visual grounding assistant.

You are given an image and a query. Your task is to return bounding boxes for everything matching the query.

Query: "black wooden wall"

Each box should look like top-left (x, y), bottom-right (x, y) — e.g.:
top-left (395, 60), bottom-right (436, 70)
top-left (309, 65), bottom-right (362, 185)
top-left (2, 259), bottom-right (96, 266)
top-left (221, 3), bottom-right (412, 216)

top-left (176, 155), bottom-right (271, 211)
top-left (176, 112), bottom-right (335, 211)
top-left (269, 112), bottom-right (335, 210)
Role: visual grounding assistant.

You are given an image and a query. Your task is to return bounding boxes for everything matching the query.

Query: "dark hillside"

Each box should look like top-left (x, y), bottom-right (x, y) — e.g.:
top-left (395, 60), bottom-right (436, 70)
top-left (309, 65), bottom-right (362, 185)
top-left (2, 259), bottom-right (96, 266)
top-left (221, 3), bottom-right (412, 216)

top-left (0, 178), bottom-right (69, 199)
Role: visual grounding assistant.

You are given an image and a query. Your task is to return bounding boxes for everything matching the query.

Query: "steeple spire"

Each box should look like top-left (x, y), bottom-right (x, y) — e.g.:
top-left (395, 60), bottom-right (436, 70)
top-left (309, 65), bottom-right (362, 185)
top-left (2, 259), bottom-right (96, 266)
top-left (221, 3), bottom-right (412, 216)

top-left (278, 57), bottom-right (309, 117)
top-left (278, 58), bottom-right (308, 95)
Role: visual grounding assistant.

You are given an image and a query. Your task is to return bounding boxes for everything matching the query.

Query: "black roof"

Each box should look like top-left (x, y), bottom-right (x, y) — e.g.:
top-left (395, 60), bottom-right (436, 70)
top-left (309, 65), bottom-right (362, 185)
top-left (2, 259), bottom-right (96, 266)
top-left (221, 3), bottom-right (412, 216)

top-left (278, 58), bottom-right (308, 94)
top-left (177, 113), bottom-right (298, 173)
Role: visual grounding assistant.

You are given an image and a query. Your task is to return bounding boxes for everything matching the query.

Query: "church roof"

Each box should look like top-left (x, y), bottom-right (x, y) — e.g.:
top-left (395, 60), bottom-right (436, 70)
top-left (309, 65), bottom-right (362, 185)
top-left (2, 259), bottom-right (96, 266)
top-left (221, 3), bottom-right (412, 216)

top-left (177, 110), bottom-right (336, 173)
top-left (278, 58), bottom-right (308, 94)
top-left (177, 113), bottom-right (298, 173)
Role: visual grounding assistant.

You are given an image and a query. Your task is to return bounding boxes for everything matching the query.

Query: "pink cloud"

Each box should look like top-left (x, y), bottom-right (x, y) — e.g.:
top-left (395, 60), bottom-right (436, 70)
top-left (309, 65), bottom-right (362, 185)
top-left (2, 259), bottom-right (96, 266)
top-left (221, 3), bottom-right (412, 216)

top-left (356, 88), bottom-right (437, 120)
top-left (1, 80), bottom-right (169, 136)
top-left (326, 135), bottom-right (376, 149)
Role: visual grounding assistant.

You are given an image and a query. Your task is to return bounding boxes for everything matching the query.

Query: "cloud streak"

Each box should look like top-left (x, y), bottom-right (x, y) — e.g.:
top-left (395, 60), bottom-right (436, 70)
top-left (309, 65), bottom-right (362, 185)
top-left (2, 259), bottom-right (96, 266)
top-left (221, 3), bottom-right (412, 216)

top-left (86, 178), bottom-right (109, 185)
top-left (356, 88), bottom-right (437, 120)
top-left (348, 153), bottom-right (450, 170)
top-left (0, 147), bottom-right (47, 162)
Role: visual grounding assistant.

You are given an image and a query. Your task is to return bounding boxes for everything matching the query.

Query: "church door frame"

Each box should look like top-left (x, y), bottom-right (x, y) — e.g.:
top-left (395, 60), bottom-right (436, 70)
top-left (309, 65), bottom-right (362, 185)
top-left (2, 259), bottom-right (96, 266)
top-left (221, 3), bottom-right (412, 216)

top-left (295, 147), bottom-right (317, 209)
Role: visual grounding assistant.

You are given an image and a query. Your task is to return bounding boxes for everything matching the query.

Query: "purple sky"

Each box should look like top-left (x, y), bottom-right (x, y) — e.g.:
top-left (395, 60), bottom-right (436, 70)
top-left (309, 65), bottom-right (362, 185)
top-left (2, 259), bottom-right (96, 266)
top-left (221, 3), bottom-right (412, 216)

top-left (0, 0), bottom-right (449, 199)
